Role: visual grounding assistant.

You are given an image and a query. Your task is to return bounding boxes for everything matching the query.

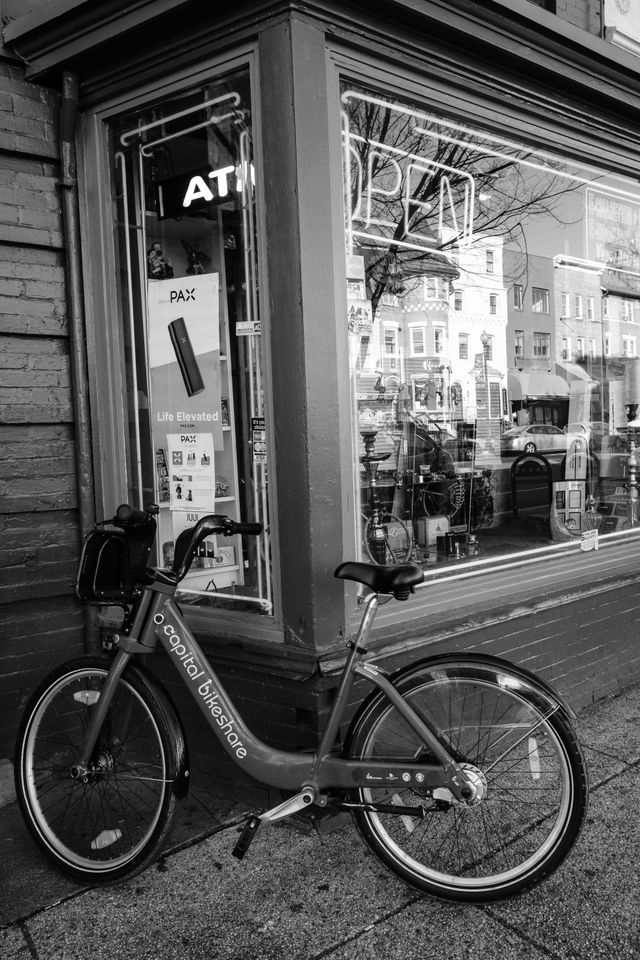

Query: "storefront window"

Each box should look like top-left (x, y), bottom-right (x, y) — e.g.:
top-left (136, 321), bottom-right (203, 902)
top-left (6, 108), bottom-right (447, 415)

top-left (341, 81), bottom-right (640, 568)
top-left (110, 68), bottom-right (271, 613)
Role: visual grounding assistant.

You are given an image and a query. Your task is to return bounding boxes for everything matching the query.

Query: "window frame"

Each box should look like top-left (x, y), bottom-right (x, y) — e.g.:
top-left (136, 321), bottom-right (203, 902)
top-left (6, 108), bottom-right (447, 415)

top-left (533, 331), bottom-right (551, 357)
top-left (513, 283), bottom-right (523, 310)
top-left (328, 40), bottom-right (640, 619)
top-left (532, 286), bottom-right (550, 314)
top-left (77, 46), bottom-right (283, 640)
top-left (409, 323), bottom-right (428, 356)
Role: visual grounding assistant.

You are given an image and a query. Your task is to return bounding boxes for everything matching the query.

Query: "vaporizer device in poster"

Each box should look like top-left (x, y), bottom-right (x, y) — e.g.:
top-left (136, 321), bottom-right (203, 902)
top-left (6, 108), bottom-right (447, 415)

top-left (168, 317), bottom-right (205, 397)
top-left (147, 273), bottom-right (224, 451)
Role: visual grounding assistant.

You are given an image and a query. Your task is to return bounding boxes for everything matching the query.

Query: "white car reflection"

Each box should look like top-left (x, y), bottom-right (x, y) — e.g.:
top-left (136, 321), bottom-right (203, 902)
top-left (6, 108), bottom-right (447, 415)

top-left (500, 424), bottom-right (587, 456)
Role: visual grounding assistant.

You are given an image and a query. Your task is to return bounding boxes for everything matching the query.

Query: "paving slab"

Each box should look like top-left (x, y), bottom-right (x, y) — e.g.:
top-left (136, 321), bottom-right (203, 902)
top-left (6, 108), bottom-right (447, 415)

top-left (480, 779), bottom-right (640, 960)
top-left (575, 684), bottom-right (640, 783)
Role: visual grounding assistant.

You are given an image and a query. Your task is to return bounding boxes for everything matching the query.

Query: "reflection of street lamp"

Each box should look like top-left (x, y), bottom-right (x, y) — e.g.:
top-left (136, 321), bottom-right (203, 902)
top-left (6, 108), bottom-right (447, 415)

top-left (439, 362), bottom-right (452, 429)
top-left (480, 330), bottom-right (490, 421)
top-left (480, 330), bottom-right (490, 382)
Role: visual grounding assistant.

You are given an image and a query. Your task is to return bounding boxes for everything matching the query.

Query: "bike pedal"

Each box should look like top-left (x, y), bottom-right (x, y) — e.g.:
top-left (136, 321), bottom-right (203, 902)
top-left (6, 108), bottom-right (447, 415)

top-left (232, 815), bottom-right (261, 860)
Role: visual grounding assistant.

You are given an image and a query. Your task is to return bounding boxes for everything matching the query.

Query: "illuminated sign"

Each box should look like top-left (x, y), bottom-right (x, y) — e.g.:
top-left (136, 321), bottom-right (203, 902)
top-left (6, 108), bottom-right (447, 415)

top-left (342, 91), bottom-right (476, 254)
top-left (156, 163), bottom-right (255, 220)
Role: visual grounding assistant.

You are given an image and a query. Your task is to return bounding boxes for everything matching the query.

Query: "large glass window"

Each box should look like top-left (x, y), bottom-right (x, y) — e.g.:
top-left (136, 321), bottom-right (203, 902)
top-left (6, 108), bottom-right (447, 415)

top-left (342, 80), bottom-right (640, 569)
top-left (109, 69), bottom-right (271, 613)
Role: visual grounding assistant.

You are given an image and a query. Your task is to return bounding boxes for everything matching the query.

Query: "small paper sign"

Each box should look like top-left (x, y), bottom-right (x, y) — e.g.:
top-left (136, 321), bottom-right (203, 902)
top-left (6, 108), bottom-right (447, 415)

top-left (580, 529), bottom-right (599, 552)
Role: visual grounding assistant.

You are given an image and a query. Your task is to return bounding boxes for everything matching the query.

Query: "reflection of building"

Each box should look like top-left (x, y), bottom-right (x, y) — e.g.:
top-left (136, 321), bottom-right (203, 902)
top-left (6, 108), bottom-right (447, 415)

top-left (504, 251), bottom-right (571, 426)
top-left (450, 236), bottom-right (508, 445)
top-left (552, 256), bottom-right (604, 426)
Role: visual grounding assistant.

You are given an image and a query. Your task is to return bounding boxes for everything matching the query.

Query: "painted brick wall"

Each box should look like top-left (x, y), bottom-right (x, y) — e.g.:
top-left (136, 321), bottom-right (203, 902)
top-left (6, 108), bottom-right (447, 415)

top-left (0, 51), bottom-right (84, 760)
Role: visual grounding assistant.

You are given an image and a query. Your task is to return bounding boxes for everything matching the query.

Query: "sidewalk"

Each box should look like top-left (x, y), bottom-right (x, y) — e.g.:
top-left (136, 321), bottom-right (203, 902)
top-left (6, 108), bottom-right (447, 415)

top-left (1, 683), bottom-right (639, 960)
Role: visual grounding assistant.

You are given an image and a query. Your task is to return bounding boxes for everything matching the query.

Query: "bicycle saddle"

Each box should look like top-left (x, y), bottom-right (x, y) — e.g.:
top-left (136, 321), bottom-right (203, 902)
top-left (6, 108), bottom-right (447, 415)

top-left (334, 561), bottom-right (424, 599)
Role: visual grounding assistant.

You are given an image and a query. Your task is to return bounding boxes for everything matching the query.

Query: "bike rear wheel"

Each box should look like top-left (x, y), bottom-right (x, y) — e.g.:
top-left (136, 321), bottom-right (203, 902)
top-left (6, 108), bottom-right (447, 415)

top-left (345, 655), bottom-right (587, 902)
top-left (15, 657), bottom-right (187, 883)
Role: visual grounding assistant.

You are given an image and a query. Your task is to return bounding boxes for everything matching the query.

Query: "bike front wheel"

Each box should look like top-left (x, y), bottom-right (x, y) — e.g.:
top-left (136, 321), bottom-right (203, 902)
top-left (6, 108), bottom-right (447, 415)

top-left (15, 657), bottom-right (188, 883)
top-left (345, 655), bottom-right (587, 902)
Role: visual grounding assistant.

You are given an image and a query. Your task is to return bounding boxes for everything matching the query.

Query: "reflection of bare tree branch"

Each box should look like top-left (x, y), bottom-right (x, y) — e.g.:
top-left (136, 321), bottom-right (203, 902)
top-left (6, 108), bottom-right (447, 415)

top-left (344, 91), bottom-right (584, 317)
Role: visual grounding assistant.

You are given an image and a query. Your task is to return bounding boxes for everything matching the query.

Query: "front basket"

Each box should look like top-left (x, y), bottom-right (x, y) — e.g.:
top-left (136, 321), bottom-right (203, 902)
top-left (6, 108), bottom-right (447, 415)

top-left (75, 518), bottom-right (156, 603)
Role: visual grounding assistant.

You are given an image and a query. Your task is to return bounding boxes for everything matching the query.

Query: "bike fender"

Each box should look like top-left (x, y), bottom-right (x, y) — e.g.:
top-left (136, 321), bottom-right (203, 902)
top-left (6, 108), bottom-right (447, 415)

top-left (125, 662), bottom-right (191, 799)
top-left (387, 651), bottom-right (577, 720)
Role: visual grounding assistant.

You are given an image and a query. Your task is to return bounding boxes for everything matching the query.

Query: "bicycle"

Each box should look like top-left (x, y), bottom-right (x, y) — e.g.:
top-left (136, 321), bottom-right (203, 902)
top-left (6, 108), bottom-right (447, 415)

top-left (14, 503), bottom-right (588, 902)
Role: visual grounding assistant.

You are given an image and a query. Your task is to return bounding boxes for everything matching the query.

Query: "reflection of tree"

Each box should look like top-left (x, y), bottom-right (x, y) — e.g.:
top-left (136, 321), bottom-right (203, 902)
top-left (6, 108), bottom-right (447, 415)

top-left (343, 91), bottom-right (583, 315)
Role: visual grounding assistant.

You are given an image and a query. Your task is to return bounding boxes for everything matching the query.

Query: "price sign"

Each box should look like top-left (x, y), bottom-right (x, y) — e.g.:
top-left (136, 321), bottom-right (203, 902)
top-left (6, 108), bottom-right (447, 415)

top-left (252, 417), bottom-right (267, 464)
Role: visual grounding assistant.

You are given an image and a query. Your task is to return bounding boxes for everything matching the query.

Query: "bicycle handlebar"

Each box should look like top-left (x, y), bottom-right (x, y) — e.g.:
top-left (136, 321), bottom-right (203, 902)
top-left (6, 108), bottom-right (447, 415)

top-left (108, 504), bottom-right (261, 584)
top-left (172, 514), bottom-right (263, 582)
top-left (114, 503), bottom-right (159, 527)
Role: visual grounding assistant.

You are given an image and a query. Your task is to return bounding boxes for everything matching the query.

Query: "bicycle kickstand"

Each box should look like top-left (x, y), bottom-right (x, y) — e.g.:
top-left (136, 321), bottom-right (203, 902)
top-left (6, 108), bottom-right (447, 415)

top-left (232, 786), bottom-right (318, 860)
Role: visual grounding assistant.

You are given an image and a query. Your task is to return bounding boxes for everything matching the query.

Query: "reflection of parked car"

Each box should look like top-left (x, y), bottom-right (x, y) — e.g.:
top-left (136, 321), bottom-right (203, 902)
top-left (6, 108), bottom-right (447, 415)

top-left (500, 424), bottom-right (587, 456)
top-left (562, 421), bottom-right (610, 447)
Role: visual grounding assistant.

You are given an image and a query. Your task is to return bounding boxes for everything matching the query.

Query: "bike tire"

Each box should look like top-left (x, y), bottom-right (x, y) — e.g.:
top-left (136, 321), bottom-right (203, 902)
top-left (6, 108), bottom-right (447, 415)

top-left (363, 513), bottom-right (412, 565)
top-left (344, 654), bottom-right (587, 902)
top-left (14, 656), bottom-right (188, 883)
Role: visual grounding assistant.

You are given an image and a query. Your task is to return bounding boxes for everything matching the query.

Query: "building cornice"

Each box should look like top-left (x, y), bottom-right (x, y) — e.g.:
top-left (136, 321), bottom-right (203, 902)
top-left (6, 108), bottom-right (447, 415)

top-left (4, 0), bottom-right (640, 127)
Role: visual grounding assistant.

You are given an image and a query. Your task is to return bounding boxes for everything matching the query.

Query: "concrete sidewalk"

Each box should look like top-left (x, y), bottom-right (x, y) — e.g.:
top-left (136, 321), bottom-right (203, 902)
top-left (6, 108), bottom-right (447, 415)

top-left (1, 684), bottom-right (639, 960)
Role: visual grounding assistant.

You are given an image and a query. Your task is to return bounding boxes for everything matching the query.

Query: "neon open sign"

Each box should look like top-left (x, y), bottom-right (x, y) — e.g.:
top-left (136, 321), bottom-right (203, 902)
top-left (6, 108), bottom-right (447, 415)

top-left (342, 91), bottom-right (475, 254)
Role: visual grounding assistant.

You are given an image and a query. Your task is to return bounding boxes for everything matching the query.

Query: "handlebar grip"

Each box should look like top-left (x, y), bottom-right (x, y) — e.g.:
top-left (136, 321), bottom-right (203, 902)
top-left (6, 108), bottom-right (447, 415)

top-left (115, 503), bottom-right (158, 526)
top-left (230, 521), bottom-right (263, 536)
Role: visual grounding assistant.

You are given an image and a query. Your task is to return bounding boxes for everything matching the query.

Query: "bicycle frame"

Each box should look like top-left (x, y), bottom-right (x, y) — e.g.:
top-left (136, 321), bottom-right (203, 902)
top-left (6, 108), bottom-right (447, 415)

top-left (74, 576), bottom-right (472, 803)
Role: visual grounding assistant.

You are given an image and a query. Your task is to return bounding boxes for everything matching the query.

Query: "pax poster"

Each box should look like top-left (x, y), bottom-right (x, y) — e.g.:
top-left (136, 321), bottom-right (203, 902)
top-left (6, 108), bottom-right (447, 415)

top-left (166, 433), bottom-right (215, 513)
top-left (147, 273), bottom-right (224, 453)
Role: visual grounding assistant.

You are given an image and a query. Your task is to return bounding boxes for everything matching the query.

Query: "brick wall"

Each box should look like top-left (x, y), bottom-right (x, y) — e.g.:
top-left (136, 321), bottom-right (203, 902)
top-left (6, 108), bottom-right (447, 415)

top-left (0, 52), bottom-right (84, 759)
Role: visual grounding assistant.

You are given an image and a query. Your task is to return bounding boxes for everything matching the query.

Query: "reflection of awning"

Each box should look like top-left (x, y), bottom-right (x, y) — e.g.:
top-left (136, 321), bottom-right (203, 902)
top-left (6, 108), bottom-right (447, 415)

top-left (508, 370), bottom-right (570, 402)
top-left (556, 360), bottom-right (596, 384)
